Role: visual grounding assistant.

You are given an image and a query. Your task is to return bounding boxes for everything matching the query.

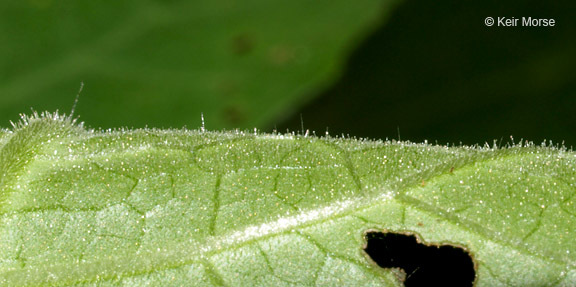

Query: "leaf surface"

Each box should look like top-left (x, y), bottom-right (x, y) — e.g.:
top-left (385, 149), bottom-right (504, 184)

top-left (0, 113), bottom-right (575, 286)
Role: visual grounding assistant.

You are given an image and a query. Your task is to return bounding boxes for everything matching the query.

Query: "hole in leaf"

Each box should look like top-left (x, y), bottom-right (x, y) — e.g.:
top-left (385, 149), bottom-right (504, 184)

top-left (363, 230), bottom-right (476, 287)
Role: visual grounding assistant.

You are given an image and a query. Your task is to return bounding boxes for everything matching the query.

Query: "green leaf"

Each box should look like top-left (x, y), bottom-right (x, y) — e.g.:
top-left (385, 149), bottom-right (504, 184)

top-left (1, 112), bottom-right (575, 286)
top-left (0, 0), bottom-right (397, 130)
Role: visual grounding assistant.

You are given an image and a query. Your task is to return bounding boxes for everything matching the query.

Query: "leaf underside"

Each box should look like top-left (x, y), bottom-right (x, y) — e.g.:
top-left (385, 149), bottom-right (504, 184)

top-left (0, 112), bottom-right (575, 286)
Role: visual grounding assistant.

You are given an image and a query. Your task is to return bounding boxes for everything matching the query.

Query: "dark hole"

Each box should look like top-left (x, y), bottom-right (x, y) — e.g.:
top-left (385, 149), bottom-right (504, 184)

top-left (364, 231), bottom-right (476, 287)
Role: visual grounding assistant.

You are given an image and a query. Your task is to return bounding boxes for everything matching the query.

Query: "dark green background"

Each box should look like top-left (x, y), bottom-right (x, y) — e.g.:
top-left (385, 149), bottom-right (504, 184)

top-left (278, 0), bottom-right (576, 146)
top-left (2, 0), bottom-right (575, 146)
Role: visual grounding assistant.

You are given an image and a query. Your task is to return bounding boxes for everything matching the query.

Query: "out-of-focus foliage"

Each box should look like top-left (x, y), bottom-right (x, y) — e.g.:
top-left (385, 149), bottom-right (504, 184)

top-left (0, 0), bottom-right (395, 129)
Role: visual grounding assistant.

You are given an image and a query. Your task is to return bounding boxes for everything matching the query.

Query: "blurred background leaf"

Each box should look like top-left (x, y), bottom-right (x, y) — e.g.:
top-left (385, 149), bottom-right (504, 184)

top-left (0, 0), bottom-right (396, 129)
top-left (1, 0), bottom-right (575, 145)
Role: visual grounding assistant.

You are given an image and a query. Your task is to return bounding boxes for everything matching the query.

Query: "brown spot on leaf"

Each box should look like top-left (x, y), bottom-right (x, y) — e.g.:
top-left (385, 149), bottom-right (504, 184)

top-left (231, 34), bottom-right (255, 56)
top-left (268, 45), bottom-right (296, 65)
top-left (223, 106), bottom-right (246, 125)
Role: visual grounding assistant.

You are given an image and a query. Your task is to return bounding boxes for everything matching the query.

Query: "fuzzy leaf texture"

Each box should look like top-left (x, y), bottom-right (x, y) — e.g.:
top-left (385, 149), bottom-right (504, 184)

top-left (0, 112), bottom-right (575, 286)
